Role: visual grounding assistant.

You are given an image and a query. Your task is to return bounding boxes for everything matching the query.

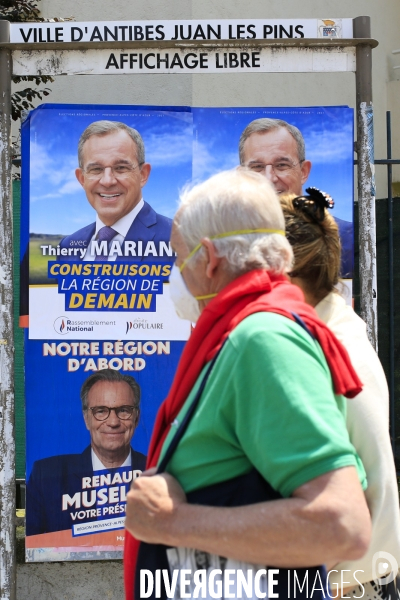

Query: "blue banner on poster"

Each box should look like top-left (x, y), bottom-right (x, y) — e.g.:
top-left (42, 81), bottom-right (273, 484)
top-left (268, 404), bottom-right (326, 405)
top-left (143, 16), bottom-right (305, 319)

top-left (22, 103), bottom-right (354, 562)
top-left (48, 261), bottom-right (171, 312)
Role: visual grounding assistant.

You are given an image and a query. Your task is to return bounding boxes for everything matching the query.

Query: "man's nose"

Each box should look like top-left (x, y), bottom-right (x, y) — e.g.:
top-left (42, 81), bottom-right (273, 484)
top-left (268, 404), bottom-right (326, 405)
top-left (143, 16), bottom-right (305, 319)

top-left (263, 164), bottom-right (279, 182)
top-left (99, 167), bottom-right (117, 185)
top-left (105, 409), bottom-right (121, 426)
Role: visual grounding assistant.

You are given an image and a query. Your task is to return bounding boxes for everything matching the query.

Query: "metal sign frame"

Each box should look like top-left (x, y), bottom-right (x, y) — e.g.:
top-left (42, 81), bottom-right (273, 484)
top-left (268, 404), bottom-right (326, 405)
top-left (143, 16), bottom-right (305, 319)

top-left (0, 15), bottom-right (377, 600)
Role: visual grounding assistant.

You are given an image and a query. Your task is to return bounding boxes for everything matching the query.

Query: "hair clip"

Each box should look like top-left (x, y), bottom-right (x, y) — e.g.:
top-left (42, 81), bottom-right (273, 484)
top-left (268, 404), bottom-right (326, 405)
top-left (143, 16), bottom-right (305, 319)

top-left (293, 187), bottom-right (334, 222)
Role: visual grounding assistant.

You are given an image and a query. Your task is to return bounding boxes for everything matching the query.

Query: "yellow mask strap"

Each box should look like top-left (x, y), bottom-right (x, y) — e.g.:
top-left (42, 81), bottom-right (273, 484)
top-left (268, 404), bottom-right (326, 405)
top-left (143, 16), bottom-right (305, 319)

top-left (195, 293), bottom-right (218, 301)
top-left (179, 228), bottom-right (285, 272)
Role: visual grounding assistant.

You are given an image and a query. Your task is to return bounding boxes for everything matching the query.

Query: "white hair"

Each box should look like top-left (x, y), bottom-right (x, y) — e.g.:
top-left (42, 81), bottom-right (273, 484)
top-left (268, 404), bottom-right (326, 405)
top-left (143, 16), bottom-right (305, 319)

top-left (175, 169), bottom-right (293, 275)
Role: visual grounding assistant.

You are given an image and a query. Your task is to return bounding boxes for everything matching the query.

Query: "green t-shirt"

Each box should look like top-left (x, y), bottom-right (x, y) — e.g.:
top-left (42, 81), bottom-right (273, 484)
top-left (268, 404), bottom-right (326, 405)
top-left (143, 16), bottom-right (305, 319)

top-left (160, 312), bottom-right (367, 498)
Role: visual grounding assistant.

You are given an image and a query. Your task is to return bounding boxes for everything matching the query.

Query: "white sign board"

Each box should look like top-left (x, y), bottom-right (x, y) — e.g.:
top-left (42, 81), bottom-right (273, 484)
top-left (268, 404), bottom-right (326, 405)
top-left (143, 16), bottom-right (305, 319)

top-left (13, 47), bottom-right (356, 76)
top-left (10, 19), bottom-right (353, 45)
top-left (28, 285), bottom-right (188, 341)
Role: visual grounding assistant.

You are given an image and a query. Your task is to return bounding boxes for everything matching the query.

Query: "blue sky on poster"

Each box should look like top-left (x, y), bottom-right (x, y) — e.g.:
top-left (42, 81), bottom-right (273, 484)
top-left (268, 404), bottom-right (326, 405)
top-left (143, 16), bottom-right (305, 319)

top-left (28, 106), bottom-right (193, 235)
top-left (28, 104), bottom-right (353, 234)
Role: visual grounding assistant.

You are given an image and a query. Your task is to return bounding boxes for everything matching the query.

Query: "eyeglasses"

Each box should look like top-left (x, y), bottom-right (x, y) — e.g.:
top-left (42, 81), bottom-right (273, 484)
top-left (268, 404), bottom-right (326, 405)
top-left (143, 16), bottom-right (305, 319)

top-left (246, 160), bottom-right (303, 175)
top-left (83, 163), bottom-right (143, 180)
top-left (87, 405), bottom-right (138, 421)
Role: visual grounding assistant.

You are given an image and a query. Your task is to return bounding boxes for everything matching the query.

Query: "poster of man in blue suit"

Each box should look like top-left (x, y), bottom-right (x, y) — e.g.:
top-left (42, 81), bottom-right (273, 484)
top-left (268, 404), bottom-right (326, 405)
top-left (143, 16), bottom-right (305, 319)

top-left (22, 105), bottom-right (193, 561)
top-left (60, 120), bottom-right (172, 262)
top-left (26, 369), bottom-right (146, 537)
top-left (24, 105), bottom-right (192, 341)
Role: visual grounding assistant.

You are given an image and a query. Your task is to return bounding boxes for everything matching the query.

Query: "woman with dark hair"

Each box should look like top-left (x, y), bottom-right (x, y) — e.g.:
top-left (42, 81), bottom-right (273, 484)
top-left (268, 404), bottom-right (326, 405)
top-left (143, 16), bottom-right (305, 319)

top-left (281, 188), bottom-right (400, 600)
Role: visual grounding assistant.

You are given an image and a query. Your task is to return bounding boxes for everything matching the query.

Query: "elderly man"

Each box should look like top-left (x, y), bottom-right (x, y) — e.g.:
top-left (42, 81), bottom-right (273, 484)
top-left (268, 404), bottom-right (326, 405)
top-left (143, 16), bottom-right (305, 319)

top-left (60, 120), bottom-right (172, 261)
top-left (124, 170), bottom-right (370, 600)
top-left (239, 118), bottom-right (353, 277)
top-left (26, 369), bottom-right (146, 536)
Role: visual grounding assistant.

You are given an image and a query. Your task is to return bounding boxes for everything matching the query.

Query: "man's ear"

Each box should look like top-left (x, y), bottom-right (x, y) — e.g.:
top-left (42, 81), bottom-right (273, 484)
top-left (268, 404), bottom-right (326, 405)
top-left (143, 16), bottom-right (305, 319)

top-left (300, 160), bottom-right (312, 185)
top-left (201, 238), bottom-right (221, 279)
top-left (75, 168), bottom-right (85, 187)
top-left (139, 163), bottom-right (151, 188)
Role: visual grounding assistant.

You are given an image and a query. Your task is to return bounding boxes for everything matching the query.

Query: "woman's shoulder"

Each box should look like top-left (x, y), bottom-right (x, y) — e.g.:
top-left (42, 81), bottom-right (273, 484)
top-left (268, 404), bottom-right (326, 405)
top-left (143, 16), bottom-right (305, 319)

top-left (315, 291), bottom-right (367, 341)
top-left (316, 291), bottom-right (388, 400)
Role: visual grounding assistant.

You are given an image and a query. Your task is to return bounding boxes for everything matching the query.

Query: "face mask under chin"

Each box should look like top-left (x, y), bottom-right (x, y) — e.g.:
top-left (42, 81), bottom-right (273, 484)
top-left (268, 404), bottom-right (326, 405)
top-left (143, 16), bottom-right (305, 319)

top-left (168, 263), bottom-right (201, 323)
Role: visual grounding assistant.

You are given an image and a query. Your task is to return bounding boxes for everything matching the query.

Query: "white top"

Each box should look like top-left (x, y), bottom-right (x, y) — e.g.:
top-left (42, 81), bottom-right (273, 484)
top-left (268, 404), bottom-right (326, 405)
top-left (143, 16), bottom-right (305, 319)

top-left (84, 198), bottom-right (144, 261)
top-left (315, 291), bottom-right (400, 586)
top-left (91, 448), bottom-right (132, 471)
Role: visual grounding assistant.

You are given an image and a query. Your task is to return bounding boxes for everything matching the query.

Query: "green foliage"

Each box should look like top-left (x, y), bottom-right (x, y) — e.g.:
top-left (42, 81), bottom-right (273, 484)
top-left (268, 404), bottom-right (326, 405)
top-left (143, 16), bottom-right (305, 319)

top-left (11, 82), bottom-right (52, 121)
top-left (29, 235), bottom-right (64, 284)
top-left (0, 0), bottom-right (43, 23)
top-left (0, 0), bottom-right (54, 119)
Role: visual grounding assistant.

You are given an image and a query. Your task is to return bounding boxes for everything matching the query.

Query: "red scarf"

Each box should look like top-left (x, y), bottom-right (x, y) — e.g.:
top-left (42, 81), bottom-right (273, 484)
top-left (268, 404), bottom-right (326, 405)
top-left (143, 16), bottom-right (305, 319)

top-left (124, 270), bottom-right (362, 599)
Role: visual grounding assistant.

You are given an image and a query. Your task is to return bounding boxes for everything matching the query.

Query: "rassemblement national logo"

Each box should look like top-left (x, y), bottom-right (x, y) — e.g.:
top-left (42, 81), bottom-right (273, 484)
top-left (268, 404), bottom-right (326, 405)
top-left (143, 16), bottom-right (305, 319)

top-left (53, 317), bottom-right (115, 335)
top-left (53, 316), bottom-right (68, 335)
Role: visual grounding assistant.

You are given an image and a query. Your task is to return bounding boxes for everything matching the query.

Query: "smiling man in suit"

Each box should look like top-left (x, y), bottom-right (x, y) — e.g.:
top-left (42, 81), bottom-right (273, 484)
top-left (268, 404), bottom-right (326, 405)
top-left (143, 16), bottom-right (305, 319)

top-left (26, 369), bottom-right (146, 536)
top-left (60, 120), bottom-right (172, 261)
top-left (239, 118), bottom-right (353, 278)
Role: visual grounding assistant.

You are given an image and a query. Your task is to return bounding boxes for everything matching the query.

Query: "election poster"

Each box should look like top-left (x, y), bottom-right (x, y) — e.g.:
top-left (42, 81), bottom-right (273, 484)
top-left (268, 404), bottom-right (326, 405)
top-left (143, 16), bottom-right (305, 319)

top-left (22, 104), bottom-right (354, 562)
top-left (192, 106), bottom-right (354, 286)
top-left (22, 104), bottom-right (193, 339)
top-left (22, 105), bottom-right (193, 561)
